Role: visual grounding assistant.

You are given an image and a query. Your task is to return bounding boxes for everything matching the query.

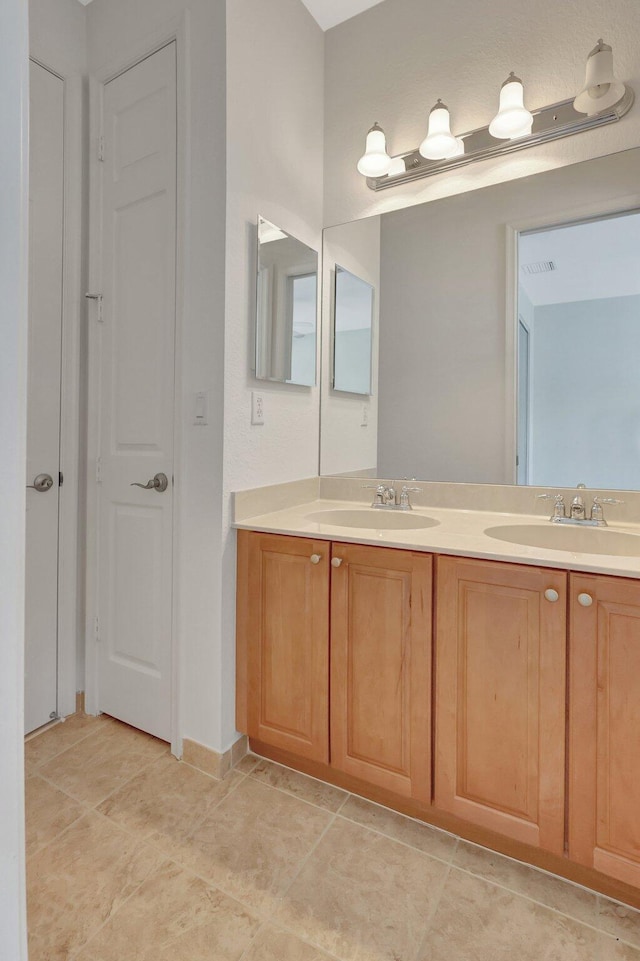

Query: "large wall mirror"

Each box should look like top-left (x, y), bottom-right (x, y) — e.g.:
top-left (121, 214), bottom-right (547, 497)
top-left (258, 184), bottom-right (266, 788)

top-left (320, 147), bottom-right (640, 490)
top-left (256, 217), bottom-right (318, 387)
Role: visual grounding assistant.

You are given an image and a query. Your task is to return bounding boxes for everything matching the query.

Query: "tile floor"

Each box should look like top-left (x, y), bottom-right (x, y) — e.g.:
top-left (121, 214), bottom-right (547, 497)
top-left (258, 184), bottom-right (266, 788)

top-left (25, 712), bottom-right (640, 960)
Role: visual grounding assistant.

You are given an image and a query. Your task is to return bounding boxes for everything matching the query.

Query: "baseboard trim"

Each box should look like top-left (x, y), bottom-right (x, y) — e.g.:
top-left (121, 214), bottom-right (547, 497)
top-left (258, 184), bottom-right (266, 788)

top-left (182, 735), bottom-right (248, 780)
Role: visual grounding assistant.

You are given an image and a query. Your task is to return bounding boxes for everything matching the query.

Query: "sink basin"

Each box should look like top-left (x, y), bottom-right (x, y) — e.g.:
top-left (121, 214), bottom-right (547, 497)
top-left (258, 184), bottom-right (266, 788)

top-left (485, 524), bottom-right (640, 557)
top-left (306, 509), bottom-right (439, 531)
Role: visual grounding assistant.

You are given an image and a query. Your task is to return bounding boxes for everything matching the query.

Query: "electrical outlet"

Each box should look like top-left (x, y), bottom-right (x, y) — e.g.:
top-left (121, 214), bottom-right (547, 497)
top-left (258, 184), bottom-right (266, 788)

top-left (361, 404), bottom-right (369, 427)
top-left (251, 391), bottom-right (265, 425)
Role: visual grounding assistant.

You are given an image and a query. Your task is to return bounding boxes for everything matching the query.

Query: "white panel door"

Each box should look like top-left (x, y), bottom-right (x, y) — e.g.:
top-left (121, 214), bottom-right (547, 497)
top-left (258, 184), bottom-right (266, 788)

top-left (95, 43), bottom-right (176, 741)
top-left (25, 61), bottom-right (64, 734)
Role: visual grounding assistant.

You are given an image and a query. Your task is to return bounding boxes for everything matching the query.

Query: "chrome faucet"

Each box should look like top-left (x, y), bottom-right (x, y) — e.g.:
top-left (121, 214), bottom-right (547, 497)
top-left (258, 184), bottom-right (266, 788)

top-left (538, 489), bottom-right (624, 527)
top-left (363, 483), bottom-right (422, 510)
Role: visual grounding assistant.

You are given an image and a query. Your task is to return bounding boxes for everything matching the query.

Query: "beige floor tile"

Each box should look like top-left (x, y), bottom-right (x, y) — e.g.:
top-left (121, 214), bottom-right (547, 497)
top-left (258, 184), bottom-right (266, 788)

top-left (76, 861), bottom-right (261, 961)
top-left (25, 713), bottom-right (111, 769)
top-left (605, 940), bottom-right (640, 960)
top-left (38, 719), bottom-right (168, 806)
top-left (453, 840), bottom-right (598, 925)
top-left (599, 898), bottom-right (640, 949)
top-left (243, 925), bottom-right (337, 961)
top-left (418, 868), bottom-right (602, 961)
top-left (25, 775), bottom-right (85, 858)
top-left (249, 759), bottom-right (347, 812)
top-left (98, 754), bottom-right (243, 845)
top-left (275, 817), bottom-right (448, 961)
top-left (234, 754), bottom-right (259, 774)
top-left (161, 776), bottom-right (333, 914)
top-left (27, 811), bottom-right (165, 958)
top-left (340, 795), bottom-right (458, 863)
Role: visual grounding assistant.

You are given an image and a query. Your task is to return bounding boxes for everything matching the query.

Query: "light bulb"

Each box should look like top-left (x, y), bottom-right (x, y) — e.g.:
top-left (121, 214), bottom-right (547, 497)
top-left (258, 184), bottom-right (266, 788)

top-left (574, 40), bottom-right (626, 116)
top-left (419, 101), bottom-right (461, 161)
top-left (489, 73), bottom-right (533, 140)
top-left (357, 123), bottom-right (392, 177)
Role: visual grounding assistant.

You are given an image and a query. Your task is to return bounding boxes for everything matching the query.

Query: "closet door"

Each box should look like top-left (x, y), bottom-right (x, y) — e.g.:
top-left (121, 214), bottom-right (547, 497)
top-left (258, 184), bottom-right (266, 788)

top-left (435, 555), bottom-right (566, 853)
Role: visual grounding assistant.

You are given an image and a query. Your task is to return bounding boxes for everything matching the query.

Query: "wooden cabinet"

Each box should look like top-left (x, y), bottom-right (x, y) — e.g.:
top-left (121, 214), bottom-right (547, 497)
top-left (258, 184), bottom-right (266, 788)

top-left (236, 530), bottom-right (329, 762)
top-left (237, 532), bottom-right (432, 798)
top-left (435, 556), bottom-right (567, 854)
top-left (330, 543), bottom-right (432, 800)
top-left (569, 573), bottom-right (640, 887)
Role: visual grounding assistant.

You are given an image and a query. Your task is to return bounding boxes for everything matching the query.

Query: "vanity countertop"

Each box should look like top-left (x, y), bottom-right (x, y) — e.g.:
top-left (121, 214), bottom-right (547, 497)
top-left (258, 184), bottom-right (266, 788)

top-left (234, 497), bottom-right (640, 579)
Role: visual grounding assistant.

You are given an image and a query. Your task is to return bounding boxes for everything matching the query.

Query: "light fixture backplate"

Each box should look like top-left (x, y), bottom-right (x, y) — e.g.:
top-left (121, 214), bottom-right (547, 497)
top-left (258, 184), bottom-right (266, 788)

top-left (367, 86), bottom-right (634, 191)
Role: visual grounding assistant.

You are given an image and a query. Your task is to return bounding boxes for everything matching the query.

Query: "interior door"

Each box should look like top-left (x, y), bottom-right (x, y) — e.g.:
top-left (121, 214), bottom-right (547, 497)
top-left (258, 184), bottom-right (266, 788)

top-left (94, 43), bottom-right (177, 741)
top-left (24, 61), bottom-right (65, 734)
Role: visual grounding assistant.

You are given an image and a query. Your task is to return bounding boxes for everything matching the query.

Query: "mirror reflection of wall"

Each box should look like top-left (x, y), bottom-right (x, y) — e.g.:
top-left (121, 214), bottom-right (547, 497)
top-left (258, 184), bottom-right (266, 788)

top-left (320, 147), bottom-right (640, 490)
top-left (333, 266), bottom-right (374, 395)
top-left (255, 217), bottom-right (318, 387)
top-left (518, 210), bottom-right (640, 490)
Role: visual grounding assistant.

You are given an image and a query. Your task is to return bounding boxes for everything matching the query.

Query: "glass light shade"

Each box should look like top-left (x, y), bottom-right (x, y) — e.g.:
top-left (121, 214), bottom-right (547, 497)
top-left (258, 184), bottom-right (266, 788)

top-left (387, 155), bottom-right (407, 177)
top-left (489, 73), bottom-right (533, 140)
top-left (357, 123), bottom-right (392, 177)
top-left (574, 40), bottom-right (626, 116)
top-left (419, 100), bottom-right (461, 160)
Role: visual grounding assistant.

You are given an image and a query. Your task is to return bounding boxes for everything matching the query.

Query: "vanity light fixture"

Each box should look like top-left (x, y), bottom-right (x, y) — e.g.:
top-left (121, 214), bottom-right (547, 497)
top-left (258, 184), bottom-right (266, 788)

top-left (356, 122), bottom-right (392, 177)
top-left (419, 100), bottom-right (465, 160)
top-left (357, 40), bottom-right (633, 191)
top-left (489, 73), bottom-right (534, 139)
top-left (574, 39), bottom-right (626, 116)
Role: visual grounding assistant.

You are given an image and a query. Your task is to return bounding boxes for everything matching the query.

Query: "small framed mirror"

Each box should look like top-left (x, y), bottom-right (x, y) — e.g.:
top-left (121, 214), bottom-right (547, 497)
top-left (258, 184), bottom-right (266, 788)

top-left (332, 265), bottom-right (374, 395)
top-left (255, 216), bottom-right (318, 387)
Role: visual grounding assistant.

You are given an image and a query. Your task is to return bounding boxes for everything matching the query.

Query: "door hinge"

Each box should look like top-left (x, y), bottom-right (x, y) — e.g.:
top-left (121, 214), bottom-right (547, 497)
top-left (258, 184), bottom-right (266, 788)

top-left (85, 292), bottom-right (104, 323)
top-left (98, 135), bottom-right (105, 162)
top-left (59, 471), bottom-right (64, 487)
top-left (95, 616), bottom-right (100, 642)
top-left (96, 456), bottom-right (102, 484)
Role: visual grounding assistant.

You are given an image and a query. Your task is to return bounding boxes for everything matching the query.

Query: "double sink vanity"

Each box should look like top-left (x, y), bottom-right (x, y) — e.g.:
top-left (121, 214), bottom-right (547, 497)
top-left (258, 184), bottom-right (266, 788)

top-left (235, 477), bottom-right (640, 908)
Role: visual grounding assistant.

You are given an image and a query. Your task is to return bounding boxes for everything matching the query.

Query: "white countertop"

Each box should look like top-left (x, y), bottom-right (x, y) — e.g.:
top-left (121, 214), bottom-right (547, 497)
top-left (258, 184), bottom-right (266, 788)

top-left (234, 498), bottom-right (640, 578)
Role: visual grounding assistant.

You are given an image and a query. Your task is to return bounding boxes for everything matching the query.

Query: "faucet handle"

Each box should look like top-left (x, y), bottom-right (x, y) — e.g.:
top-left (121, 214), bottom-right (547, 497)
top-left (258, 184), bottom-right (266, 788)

top-left (537, 493), bottom-right (566, 518)
top-left (595, 496), bottom-right (625, 505)
top-left (362, 484), bottom-right (385, 490)
top-left (401, 485), bottom-right (421, 493)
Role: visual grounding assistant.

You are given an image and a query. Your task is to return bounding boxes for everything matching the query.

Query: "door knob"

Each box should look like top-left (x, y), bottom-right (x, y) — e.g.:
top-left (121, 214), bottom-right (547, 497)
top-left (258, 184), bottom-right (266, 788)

top-left (331, 557), bottom-right (343, 568)
top-left (577, 592), bottom-right (593, 607)
top-left (310, 554), bottom-right (322, 565)
top-left (131, 472), bottom-right (169, 493)
top-left (27, 473), bottom-right (54, 493)
top-left (544, 588), bottom-right (559, 602)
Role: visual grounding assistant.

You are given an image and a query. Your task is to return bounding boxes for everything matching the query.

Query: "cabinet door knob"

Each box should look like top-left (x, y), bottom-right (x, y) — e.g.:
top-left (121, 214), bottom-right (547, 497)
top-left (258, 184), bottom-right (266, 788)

top-left (578, 592), bottom-right (593, 607)
top-left (331, 557), bottom-right (343, 568)
top-left (544, 588), bottom-right (559, 602)
top-left (310, 554), bottom-right (322, 565)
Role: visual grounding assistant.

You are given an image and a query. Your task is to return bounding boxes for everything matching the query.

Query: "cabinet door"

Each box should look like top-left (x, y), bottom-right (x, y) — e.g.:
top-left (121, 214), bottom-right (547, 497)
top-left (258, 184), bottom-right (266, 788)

top-left (435, 556), bottom-right (566, 853)
top-left (569, 573), bottom-right (640, 887)
top-left (236, 531), bottom-right (329, 762)
top-left (330, 543), bottom-right (432, 801)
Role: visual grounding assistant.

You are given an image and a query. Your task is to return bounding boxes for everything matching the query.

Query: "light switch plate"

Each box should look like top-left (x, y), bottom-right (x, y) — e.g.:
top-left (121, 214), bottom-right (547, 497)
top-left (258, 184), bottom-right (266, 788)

top-left (251, 391), bottom-right (265, 426)
top-left (194, 391), bottom-right (208, 426)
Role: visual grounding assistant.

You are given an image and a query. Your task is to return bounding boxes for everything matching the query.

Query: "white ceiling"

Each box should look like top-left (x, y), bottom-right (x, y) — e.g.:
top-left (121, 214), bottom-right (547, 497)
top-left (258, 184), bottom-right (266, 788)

top-left (298, 0), bottom-right (386, 30)
top-left (76, 0), bottom-right (388, 25)
top-left (519, 211), bottom-right (640, 307)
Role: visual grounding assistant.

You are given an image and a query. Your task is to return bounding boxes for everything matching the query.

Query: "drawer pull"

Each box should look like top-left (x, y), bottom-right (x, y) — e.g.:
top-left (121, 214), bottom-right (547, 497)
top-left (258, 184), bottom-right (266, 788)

top-left (331, 557), bottom-right (343, 568)
top-left (578, 592), bottom-right (593, 607)
top-left (544, 588), bottom-right (559, 602)
top-left (310, 554), bottom-right (322, 565)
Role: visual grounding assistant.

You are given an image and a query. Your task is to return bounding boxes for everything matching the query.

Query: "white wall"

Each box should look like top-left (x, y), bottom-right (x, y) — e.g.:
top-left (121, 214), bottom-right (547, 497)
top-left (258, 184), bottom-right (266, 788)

top-left (321, 216), bottom-right (380, 474)
top-left (369, 150), bottom-right (640, 484)
top-left (29, 0), bottom-right (86, 75)
top-left (323, 0), bottom-right (640, 225)
top-left (530, 294), bottom-right (640, 490)
top-left (0, 0), bottom-right (29, 954)
top-left (221, 0), bottom-right (325, 748)
top-left (86, 0), bottom-right (228, 752)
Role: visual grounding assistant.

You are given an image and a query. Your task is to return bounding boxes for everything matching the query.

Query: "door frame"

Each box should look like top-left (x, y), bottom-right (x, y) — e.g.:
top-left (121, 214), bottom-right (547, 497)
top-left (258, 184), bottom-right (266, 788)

top-left (503, 187), bottom-right (640, 485)
top-left (27, 55), bottom-right (84, 721)
top-left (85, 14), bottom-right (189, 756)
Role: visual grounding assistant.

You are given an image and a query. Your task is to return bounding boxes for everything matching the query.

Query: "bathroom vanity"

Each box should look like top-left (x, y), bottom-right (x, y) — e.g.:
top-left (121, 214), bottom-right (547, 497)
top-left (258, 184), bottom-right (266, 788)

top-left (235, 482), bottom-right (640, 908)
